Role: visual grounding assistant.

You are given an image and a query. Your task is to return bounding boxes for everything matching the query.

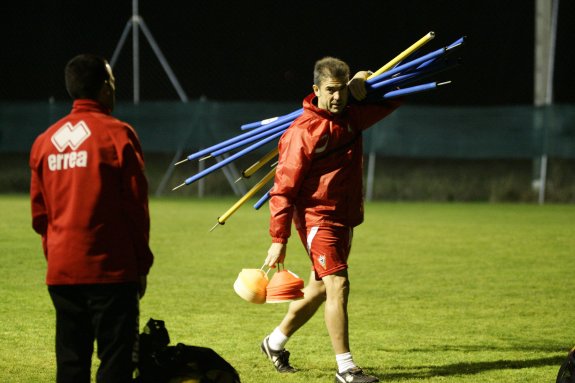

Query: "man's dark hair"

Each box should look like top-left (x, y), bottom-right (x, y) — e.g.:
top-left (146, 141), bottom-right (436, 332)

top-left (313, 57), bottom-right (350, 86)
top-left (65, 54), bottom-right (109, 100)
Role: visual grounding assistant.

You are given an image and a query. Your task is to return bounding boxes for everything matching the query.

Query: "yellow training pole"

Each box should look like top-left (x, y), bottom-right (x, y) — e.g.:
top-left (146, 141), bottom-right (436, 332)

top-left (238, 148), bottom-right (279, 181)
top-left (368, 31), bottom-right (435, 80)
top-left (210, 168), bottom-right (276, 231)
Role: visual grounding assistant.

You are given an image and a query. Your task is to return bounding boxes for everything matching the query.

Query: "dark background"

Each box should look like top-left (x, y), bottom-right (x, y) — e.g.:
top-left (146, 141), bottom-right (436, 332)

top-left (1, 0), bottom-right (574, 106)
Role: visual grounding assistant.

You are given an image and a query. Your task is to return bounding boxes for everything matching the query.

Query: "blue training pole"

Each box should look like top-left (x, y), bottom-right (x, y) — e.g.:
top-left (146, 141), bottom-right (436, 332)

top-left (175, 130), bottom-right (285, 188)
top-left (254, 189), bottom-right (272, 210)
top-left (241, 108), bottom-right (303, 130)
top-left (209, 122), bottom-right (290, 157)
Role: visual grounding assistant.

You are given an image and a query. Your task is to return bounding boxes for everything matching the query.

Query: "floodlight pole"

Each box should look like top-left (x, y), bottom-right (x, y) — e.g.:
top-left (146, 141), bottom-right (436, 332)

top-left (110, 0), bottom-right (188, 104)
top-left (533, 0), bottom-right (559, 204)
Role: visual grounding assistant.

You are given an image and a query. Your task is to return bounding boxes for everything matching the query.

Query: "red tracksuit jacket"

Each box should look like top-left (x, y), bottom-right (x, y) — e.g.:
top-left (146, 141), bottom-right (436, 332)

top-left (29, 99), bottom-right (154, 285)
top-left (269, 93), bottom-right (401, 243)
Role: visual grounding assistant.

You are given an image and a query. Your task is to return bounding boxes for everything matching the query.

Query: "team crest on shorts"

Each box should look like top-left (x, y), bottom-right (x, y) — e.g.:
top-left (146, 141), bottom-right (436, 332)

top-left (318, 255), bottom-right (327, 269)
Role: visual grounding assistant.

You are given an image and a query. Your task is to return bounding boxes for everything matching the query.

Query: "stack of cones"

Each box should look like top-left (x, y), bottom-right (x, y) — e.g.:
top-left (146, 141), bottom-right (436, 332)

top-left (265, 268), bottom-right (304, 303)
top-left (233, 264), bottom-right (304, 304)
top-left (233, 268), bottom-right (269, 304)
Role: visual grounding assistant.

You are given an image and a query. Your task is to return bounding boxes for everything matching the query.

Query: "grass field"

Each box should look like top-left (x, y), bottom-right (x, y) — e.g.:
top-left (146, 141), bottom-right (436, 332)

top-left (0, 194), bottom-right (573, 382)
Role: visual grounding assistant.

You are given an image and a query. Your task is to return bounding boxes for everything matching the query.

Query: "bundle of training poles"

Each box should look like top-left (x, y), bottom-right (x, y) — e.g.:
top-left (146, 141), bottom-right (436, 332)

top-left (172, 32), bottom-right (466, 230)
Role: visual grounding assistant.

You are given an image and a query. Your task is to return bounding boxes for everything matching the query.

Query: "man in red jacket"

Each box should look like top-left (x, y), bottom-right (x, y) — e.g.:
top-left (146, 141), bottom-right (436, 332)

top-left (30, 54), bottom-right (154, 383)
top-left (261, 57), bottom-right (401, 383)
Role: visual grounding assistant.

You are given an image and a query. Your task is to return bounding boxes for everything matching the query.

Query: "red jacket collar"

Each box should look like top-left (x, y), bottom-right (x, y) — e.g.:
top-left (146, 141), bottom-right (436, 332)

top-left (71, 99), bottom-right (111, 115)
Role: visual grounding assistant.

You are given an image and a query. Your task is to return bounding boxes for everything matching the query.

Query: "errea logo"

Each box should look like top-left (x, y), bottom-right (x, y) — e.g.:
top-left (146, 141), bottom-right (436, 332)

top-left (48, 121), bottom-right (90, 171)
top-left (51, 121), bottom-right (91, 152)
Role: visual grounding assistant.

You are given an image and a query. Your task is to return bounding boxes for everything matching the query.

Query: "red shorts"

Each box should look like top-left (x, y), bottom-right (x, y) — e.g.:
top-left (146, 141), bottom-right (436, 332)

top-left (297, 225), bottom-right (353, 280)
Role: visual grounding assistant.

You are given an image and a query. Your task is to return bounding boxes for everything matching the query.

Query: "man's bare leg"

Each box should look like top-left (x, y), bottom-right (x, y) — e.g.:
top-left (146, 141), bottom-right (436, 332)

top-left (278, 271), bottom-right (326, 337)
top-left (322, 269), bottom-right (350, 354)
top-left (261, 271), bottom-right (326, 372)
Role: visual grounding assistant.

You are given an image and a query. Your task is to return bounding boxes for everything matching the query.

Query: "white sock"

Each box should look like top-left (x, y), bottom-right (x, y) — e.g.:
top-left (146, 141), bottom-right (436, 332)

top-left (268, 327), bottom-right (289, 351)
top-left (336, 352), bottom-right (356, 373)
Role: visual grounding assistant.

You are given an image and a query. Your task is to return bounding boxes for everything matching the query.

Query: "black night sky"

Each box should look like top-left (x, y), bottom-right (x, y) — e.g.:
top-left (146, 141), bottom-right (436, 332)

top-left (1, 0), bottom-right (574, 106)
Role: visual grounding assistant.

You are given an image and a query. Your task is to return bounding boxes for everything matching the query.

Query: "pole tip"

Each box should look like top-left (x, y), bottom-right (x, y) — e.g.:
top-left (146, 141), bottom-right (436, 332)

top-left (174, 158), bottom-right (188, 166)
top-left (199, 155), bottom-right (212, 162)
top-left (209, 220), bottom-right (224, 232)
top-left (172, 182), bottom-right (186, 191)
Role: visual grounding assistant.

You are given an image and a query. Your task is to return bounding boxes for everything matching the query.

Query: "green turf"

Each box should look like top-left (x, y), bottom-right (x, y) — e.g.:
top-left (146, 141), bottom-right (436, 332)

top-left (0, 194), bottom-right (573, 382)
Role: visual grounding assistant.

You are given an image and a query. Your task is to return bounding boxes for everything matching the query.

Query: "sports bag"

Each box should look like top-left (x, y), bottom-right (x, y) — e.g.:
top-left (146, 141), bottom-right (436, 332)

top-left (557, 346), bottom-right (575, 383)
top-left (135, 318), bottom-right (241, 383)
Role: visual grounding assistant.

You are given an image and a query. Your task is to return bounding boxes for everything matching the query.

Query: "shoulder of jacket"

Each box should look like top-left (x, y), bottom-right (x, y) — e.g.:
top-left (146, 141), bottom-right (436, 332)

top-left (100, 116), bottom-right (137, 138)
top-left (293, 112), bottom-right (329, 136)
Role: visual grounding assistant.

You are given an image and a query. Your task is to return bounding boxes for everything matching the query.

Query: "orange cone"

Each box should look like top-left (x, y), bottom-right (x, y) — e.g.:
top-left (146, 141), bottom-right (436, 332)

top-left (233, 268), bottom-right (269, 304)
top-left (266, 267), bottom-right (304, 303)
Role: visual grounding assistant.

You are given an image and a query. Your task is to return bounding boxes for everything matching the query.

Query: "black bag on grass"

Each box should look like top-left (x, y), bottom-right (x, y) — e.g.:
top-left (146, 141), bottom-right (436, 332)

top-left (557, 346), bottom-right (575, 383)
top-left (135, 318), bottom-right (241, 383)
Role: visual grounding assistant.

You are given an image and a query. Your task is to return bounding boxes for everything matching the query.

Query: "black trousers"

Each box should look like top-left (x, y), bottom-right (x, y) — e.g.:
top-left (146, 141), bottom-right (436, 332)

top-left (48, 283), bottom-right (140, 383)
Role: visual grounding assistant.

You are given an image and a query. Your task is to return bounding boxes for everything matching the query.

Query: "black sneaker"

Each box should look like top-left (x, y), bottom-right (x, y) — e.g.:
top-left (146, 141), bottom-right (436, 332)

top-left (260, 336), bottom-right (296, 373)
top-left (335, 367), bottom-right (379, 383)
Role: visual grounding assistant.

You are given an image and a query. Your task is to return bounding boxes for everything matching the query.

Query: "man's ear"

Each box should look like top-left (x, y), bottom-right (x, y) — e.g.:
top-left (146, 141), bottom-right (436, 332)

top-left (313, 84), bottom-right (320, 97)
top-left (97, 81), bottom-right (114, 111)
